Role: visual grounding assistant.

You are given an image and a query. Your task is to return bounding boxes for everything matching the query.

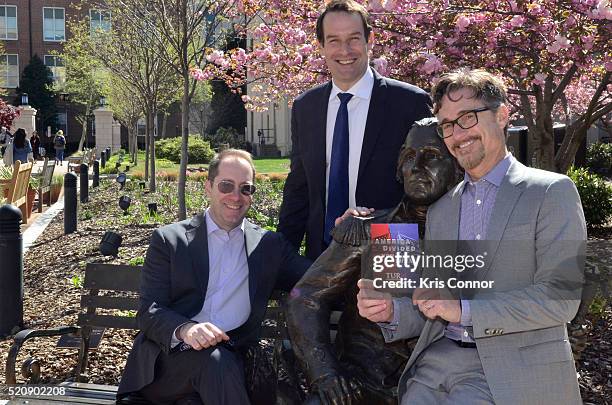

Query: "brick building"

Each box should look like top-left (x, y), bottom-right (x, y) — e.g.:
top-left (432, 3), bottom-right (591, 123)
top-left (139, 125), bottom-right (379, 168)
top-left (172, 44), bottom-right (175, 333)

top-left (0, 0), bottom-right (111, 149)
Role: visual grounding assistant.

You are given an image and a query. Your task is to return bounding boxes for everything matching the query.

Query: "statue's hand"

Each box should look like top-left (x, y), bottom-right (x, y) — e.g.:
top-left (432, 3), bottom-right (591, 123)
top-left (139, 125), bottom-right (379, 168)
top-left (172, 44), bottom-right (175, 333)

top-left (312, 372), bottom-right (362, 405)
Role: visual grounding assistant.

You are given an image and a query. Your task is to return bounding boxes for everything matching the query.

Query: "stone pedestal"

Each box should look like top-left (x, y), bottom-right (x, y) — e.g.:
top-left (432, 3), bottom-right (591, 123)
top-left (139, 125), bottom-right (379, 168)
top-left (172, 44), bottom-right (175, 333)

top-left (10, 106), bottom-right (37, 138)
top-left (94, 107), bottom-right (119, 158)
top-left (112, 121), bottom-right (121, 153)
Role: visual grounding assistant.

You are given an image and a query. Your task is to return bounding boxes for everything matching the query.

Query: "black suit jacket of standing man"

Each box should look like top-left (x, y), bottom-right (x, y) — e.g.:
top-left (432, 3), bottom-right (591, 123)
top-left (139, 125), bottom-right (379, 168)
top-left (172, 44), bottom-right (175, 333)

top-left (117, 213), bottom-right (311, 398)
top-left (278, 68), bottom-right (431, 260)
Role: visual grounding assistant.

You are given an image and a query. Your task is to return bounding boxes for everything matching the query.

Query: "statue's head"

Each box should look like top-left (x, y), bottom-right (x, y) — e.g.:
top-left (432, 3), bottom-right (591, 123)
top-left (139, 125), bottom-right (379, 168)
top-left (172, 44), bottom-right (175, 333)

top-left (397, 118), bottom-right (461, 206)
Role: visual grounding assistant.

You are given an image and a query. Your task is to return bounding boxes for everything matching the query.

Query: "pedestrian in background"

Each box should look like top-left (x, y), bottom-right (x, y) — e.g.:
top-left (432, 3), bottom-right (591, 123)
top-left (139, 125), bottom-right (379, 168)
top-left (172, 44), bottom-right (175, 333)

top-left (53, 130), bottom-right (66, 166)
top-left (30, 131), bottom-right (41, 160)
top-left (12, 128), bottom-right (33, 164)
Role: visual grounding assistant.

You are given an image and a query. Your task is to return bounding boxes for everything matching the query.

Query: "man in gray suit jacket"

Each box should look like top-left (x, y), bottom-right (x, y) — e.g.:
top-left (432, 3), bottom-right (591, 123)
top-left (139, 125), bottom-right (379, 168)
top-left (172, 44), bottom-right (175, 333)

top-left (357, 69), bottom-right (586, 404)
top-left (117, 149), bottom-right (311, 404)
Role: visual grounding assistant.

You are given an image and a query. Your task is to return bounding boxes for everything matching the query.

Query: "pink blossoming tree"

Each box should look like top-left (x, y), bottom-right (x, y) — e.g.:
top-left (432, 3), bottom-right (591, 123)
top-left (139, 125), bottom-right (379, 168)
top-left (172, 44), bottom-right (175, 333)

top-left (194, 0), bottom-right (611, 172)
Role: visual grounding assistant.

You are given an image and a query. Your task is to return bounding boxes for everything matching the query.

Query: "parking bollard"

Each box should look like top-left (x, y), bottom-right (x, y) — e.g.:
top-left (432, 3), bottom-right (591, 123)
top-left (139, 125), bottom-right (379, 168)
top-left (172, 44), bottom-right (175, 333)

top-left (80, 163), bottom-right (89, 203)
top-left (0, 204), bottom-right (23, 337)
top-left (64, 173), bottom-right (77, 234)
top-left (93, 161), bottom-right (100, 188)
top-left (101, 151), bottom-right (106, 169)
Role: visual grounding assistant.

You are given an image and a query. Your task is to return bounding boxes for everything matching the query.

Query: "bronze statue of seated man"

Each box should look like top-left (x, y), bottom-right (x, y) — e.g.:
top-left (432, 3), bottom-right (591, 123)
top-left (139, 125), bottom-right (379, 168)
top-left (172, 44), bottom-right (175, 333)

top-left (287, 118), bottom-right (462, 405)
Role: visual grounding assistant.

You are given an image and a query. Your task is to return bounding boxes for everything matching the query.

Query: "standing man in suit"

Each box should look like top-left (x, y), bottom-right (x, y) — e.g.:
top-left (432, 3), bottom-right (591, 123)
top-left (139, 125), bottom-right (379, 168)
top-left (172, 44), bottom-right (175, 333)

top-left (278, 0), bottom-right (432, 260)
top-left (357, 69), bottom-right (586, 404)
top-left (117, 149), bottom-right (312, 404)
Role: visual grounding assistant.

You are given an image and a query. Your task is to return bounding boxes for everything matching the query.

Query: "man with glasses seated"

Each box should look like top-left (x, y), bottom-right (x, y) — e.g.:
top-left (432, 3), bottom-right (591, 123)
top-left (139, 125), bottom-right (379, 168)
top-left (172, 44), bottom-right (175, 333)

top-left (117, 149), bottom-right (312, 405)
top-left (358, 69), bottom-right (586, 405)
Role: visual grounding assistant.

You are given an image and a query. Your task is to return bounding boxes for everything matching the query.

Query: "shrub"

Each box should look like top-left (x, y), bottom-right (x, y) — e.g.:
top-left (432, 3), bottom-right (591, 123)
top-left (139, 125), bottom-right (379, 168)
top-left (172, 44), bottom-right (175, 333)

top-left (203, 127), bottom-right (246, 149)
top-left (567, 166), bottom-right (612, 228)
top-left (155, 136), bottom-right (215, 164)
top-left (585, 142), bottom-right (612, 177)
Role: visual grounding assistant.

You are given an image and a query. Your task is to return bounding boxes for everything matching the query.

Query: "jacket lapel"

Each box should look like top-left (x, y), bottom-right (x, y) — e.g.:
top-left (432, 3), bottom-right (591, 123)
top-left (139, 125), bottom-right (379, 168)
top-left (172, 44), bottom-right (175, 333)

top-left (357, 70), bottom-right (387, 181)
top-left (480, 160), bottom-right (526, 276)
top-left (243, 220), bottom-right (264, 303)
top-left (186, 214), bottom-right (210, 295)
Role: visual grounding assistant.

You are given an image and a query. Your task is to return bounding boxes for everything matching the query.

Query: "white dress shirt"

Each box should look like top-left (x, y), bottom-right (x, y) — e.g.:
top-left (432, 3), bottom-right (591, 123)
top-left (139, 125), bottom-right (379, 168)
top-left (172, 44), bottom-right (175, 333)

top-left (172, 209), bottom-right (250, 345)
top-left (326, 67), bottom-right (374, 208)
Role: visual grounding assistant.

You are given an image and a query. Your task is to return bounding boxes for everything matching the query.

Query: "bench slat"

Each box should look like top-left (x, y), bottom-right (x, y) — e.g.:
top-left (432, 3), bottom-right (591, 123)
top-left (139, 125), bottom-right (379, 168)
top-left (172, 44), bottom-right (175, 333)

top-left (84, 264), bottom-right (141, 291)
top-left (78, 314), bottom-right (138, 330)
top-left (80, 295), bottom-right (140, 311)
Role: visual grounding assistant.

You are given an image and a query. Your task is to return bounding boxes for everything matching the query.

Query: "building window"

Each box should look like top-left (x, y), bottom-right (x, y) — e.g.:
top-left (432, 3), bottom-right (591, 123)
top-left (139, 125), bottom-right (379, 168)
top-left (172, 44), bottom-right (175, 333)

top-left (0, 54), bottom-right (19, 88)
top-left (56, 112), bottom-right (67, 136)
top-left (137, 118), bottom-right (146, 137)
top-left (44, 55), bottom-right (66, 85)
top-left (43, 7), bottom-right (65, 41)
top-left (90, 9), bottom-right (111, 33)
top-left (0, 6), bottom-right (17, 40)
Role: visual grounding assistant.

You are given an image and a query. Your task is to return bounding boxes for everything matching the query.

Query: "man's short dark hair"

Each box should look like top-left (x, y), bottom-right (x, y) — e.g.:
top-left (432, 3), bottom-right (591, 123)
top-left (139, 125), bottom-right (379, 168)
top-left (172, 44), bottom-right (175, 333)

top-left (431, 68), bottom-right (508, 114)
top-left (316, 0), bottom-right (372, 45)
top-left (207, 149), bottom-right (256, 183)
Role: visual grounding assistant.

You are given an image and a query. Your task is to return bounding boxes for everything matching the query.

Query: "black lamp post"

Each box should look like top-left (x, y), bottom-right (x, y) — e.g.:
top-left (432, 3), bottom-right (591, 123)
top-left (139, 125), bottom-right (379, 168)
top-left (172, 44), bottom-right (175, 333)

top-left (21, 93), bottom-right (28, 106)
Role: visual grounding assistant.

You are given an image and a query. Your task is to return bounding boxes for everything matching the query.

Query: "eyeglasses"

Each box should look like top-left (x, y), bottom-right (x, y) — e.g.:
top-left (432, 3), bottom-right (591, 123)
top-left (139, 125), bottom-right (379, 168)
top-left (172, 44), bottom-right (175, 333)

top-left (436, 107), bottom-right (491, 139)
top-left (217, 180), bottom-right (256, 196)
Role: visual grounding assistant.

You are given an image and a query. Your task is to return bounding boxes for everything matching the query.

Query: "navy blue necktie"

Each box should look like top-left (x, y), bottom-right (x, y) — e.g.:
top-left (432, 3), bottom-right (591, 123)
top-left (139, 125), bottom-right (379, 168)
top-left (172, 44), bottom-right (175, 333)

top-left (324, 92), bottom-right (353, 245)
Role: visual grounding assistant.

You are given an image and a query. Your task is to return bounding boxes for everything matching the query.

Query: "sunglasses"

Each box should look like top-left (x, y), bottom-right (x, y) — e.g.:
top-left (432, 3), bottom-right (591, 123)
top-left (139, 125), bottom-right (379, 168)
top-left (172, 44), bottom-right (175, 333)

top-left (217, 180), bottom-right (256, 196)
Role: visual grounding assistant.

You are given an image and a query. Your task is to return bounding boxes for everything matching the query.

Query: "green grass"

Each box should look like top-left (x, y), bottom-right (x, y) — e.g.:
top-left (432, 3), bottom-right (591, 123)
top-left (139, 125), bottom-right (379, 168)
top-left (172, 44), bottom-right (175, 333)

top-left (101, 151), bottom-right (290, 175)
top-left (253, 158), bottom-right (290, 174)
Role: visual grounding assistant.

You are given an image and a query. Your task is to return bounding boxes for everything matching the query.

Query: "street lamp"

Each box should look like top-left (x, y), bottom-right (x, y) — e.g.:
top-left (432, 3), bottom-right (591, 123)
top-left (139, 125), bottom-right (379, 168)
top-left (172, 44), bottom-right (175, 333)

top-left (21, 93), bottom-right (28, 106)
top-left (100, 96), bottom-right (106, 107)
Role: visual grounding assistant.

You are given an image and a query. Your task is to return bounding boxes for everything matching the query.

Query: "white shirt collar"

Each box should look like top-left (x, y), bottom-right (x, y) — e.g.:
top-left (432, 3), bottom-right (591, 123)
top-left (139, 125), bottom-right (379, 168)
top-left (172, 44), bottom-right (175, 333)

top-left (329, 67), bottom-right (374, 102)
top-left (205, 208), bottom-right (245, 237)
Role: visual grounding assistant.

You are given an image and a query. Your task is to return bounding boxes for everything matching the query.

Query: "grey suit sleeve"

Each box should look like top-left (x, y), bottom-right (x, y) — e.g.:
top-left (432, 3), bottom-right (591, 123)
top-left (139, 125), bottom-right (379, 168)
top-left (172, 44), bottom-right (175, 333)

top-left (137, 229), bottom-right (191, 353)
top-left (380, 297), bottom-right (427, 342)
top-left (470, 177), bottom-right (587, 338)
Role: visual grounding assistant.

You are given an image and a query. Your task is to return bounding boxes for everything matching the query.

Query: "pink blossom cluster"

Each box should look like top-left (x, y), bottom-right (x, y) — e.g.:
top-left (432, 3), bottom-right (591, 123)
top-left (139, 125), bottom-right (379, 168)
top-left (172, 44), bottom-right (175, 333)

top-left (191, 0), bottom-right (610, 123)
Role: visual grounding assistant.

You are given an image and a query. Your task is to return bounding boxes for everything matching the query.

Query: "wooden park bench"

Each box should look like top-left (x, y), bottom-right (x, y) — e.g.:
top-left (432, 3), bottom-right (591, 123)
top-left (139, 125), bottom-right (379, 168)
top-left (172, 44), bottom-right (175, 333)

top-left (0, 160), bottom-right (33, 222)
top-left (67, 148), bottom-right (96, 173)
top-left (35, 157), bottom-right (55, 213)
top-left (4, 262), bottom-right (305, 404)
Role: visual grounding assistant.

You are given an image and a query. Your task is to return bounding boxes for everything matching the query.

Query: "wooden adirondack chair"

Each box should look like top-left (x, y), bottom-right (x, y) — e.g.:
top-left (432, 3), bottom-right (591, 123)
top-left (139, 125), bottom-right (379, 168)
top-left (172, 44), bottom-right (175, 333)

top-left (0, 160), bottom-right (33, 222)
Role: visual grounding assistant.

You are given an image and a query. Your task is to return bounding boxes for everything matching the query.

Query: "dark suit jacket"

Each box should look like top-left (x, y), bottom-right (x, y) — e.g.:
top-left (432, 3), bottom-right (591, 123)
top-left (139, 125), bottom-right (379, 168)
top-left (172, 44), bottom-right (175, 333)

top-left (277, 69), bottom-right (432, 260)
top-left (117, 214), bottom-right (311, 396)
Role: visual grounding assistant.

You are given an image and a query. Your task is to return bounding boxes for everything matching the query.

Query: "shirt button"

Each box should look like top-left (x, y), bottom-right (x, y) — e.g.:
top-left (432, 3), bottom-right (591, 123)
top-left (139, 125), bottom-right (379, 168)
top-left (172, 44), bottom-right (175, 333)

top-left (476, 199), bottom-right (482, 205)
top-left (476, 234), bottom-right (481, 240)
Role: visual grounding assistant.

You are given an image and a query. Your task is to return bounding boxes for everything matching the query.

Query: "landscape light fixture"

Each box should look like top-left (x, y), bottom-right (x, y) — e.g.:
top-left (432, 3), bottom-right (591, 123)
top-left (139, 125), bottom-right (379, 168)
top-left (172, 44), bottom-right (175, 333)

top-left (21, 93), bottom-right (29, 106)
top-left (99, 231), bottom-right (122, 256)
top-left (139, 181), bottom-right (146, 190)
top-left (118, 195), bottom-right (131, 215)
top-left (148, 202), bottom-right (158, 215)
top-left (116, 172), bottom-right (127, 190)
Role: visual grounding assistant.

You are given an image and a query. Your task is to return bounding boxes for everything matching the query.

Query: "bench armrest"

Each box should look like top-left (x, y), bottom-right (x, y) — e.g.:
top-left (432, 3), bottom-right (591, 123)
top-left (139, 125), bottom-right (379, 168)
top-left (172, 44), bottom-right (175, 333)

top-left (5, 325), bottom-right (80, 384)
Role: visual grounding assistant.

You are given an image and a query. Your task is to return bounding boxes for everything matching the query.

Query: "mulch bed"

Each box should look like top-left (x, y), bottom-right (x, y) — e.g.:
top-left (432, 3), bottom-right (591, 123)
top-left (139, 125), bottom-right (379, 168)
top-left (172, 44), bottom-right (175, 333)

top-left (0, 179), bottom-right (610, 404)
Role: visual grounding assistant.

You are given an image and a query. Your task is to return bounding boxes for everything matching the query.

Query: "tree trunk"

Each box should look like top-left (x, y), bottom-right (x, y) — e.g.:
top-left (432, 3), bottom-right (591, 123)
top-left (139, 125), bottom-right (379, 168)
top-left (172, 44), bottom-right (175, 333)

top-left (77, 116), bottom-right (88, 153)
top-left (532, 99), bottom-right (556, 172)
top-left (161, 111), bottom-right (168, 139)
top-left (149, 110), bottom-right (157, 192)
top-left (132, 122), bottom-right (138, 166)
top-left (144, 111), bottom-right (149, 181)
top-left (556, 120), bottom-right (588, 174)
top-left (127, 125), bottom-right (133, 167)
top-left (178, 74), bottom-right (190, 220)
